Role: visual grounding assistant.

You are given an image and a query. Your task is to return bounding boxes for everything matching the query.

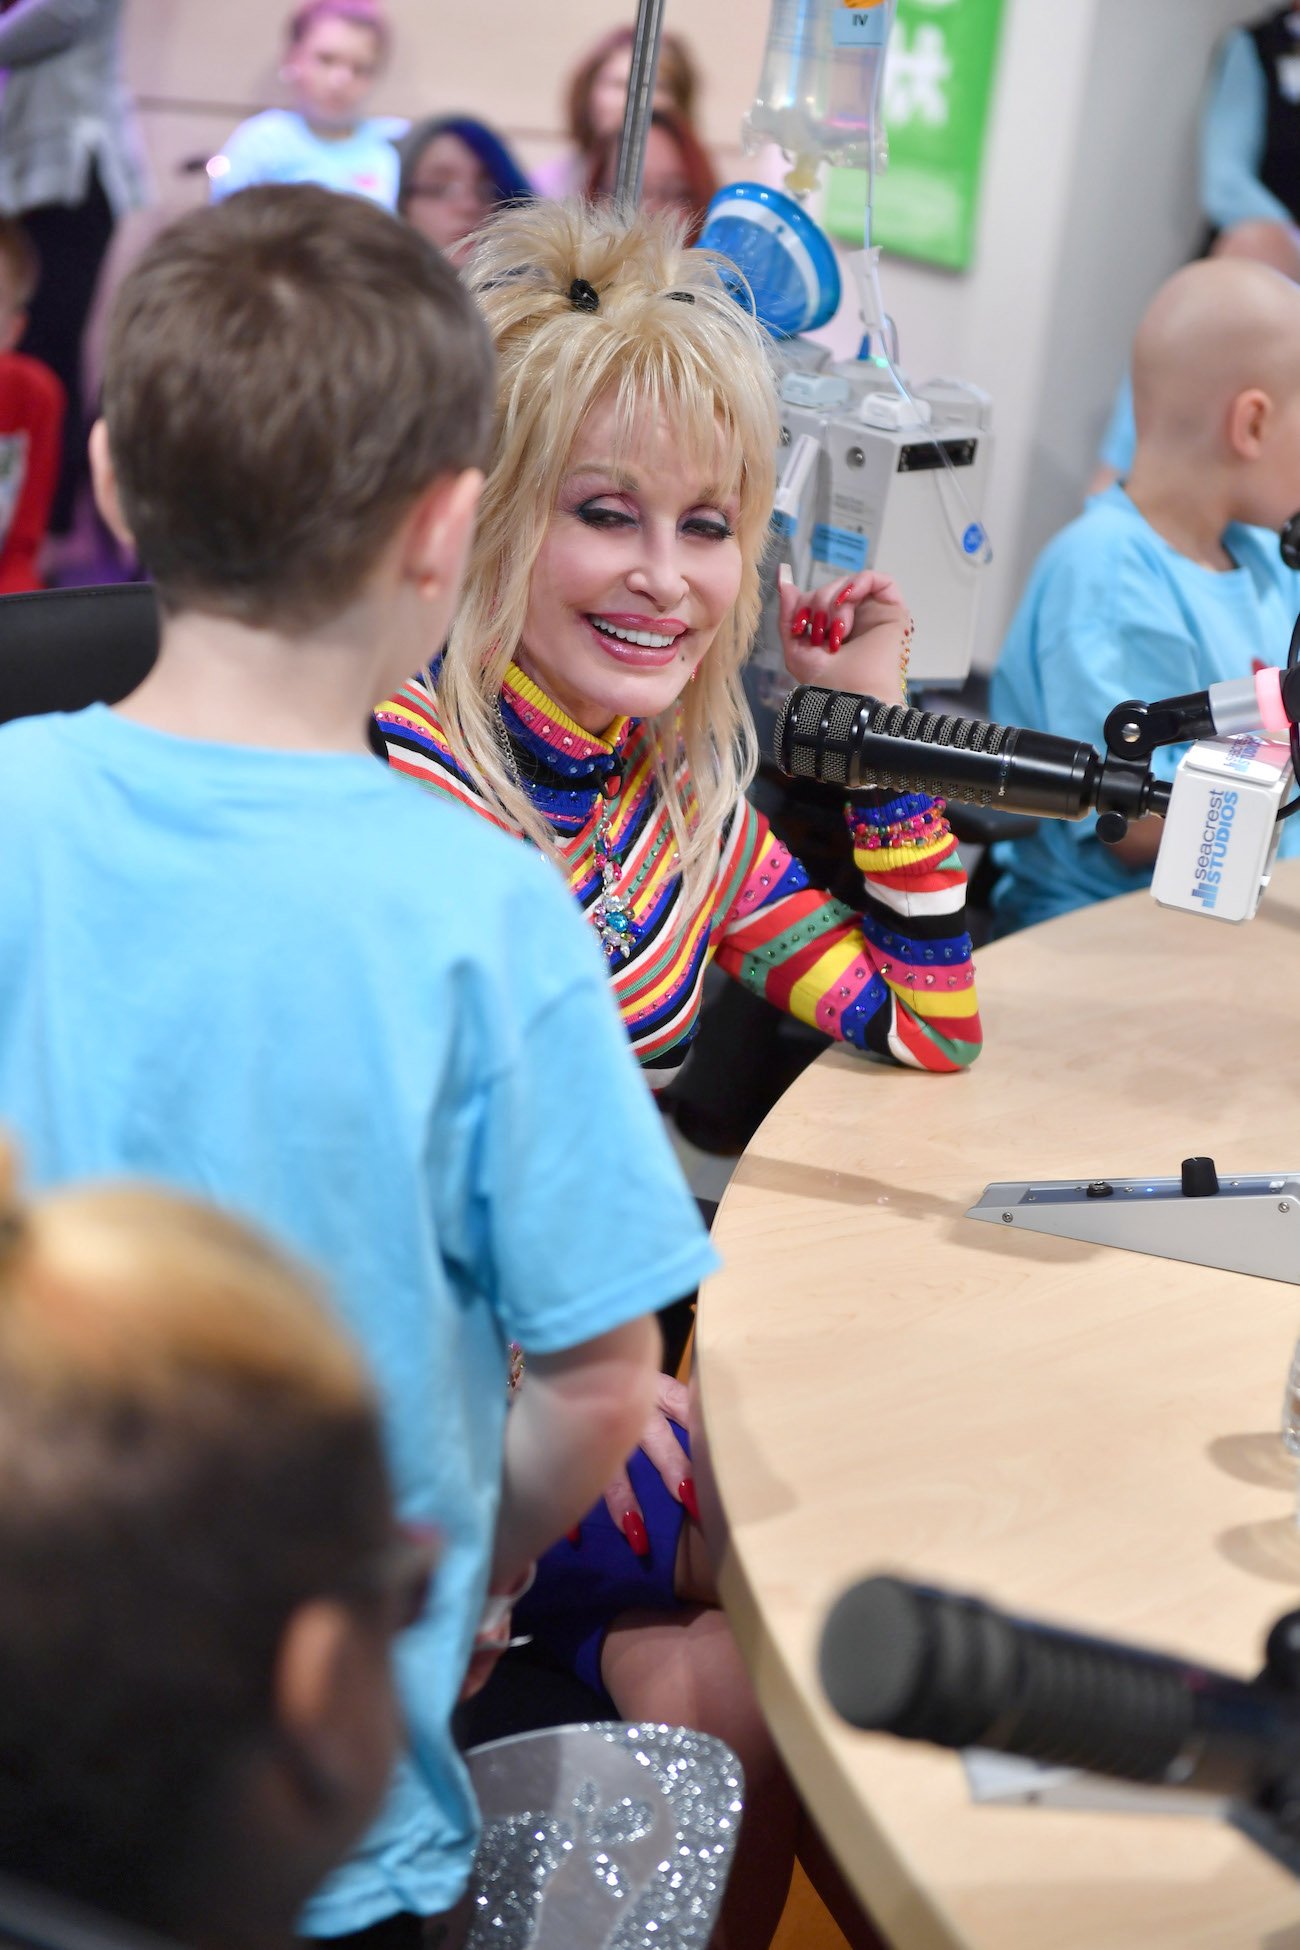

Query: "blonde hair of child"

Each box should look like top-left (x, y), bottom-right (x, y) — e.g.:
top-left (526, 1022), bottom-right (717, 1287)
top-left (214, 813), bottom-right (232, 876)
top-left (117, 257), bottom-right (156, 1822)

top-left (437, 199), bottom-right (779, 931)
top-left (0, 1138), bottom-right (371, 1415)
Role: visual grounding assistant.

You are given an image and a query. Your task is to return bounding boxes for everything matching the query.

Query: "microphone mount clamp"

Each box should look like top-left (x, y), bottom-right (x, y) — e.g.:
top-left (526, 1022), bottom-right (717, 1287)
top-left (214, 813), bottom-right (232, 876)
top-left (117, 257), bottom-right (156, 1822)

top-left (967, 1157), bottom-right (1300, 1287)
top-left (1094, 690), bottom-right (1224, 841)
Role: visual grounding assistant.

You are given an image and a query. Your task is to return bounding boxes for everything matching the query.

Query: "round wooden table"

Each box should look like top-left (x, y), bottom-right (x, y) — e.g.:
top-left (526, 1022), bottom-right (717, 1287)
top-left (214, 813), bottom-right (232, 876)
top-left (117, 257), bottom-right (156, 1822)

top-left (694, 860), bottom-right (1300, 1949)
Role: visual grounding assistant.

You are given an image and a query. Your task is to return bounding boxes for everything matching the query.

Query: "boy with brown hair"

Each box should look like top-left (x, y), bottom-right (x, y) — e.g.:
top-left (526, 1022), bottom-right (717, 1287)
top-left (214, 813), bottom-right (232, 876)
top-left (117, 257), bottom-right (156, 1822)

top-left (0, 215), bottom-right (63, 592)
top-left (0, 184), bottom-right (711, 1942)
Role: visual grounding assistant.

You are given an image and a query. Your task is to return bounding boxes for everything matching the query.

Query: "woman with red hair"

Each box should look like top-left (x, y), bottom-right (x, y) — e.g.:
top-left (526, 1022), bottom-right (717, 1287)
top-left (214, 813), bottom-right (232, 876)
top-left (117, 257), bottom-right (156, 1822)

top-left (533, 25), bottom-right (705, 202)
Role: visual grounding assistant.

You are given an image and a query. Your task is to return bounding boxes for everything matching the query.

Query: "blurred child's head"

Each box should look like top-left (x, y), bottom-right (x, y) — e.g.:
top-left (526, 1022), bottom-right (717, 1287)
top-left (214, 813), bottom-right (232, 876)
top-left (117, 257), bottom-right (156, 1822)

top-left (93, 185), bottom-right (493, 680)
top-left (0, 1135), bottom-right (420, 1943)
top-left (398, 115), bottom-right (532, 268)
top-left (0, 216), bottom-right (39, 356)
top-left (284, 0), bottom-right (389, 134)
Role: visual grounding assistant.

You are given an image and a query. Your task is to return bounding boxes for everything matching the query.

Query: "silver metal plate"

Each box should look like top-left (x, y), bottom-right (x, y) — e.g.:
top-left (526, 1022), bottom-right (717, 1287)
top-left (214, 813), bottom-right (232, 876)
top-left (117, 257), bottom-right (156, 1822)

top-left (966, 1172), bottom-right (1300, 1285)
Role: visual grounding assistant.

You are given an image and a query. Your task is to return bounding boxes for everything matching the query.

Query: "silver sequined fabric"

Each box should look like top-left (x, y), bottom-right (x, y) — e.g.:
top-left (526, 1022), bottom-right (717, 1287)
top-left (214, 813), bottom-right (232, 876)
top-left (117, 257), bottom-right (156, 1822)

top-left (458, 1722), bottom-right (744, 1949)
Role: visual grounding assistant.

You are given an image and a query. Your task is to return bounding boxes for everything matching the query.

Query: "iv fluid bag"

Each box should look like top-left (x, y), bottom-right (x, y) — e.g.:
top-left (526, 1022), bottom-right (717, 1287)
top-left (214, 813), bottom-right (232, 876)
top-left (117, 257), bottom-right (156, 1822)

top-left (743, 0), bottom-right (897, 194)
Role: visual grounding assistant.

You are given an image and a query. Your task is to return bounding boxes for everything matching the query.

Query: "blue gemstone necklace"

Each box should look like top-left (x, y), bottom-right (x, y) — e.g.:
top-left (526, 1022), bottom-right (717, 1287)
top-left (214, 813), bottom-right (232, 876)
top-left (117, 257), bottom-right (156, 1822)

top-left (590, 757), bottom-right (637, 960)
top-left (495, 709), bottom-right (674, 963)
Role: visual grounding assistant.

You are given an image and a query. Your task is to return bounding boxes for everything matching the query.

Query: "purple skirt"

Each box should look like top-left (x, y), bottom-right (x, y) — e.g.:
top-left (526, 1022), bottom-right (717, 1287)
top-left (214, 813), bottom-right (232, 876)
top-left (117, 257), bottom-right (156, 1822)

top-left (513, 1422), bottom-right (690, 1695)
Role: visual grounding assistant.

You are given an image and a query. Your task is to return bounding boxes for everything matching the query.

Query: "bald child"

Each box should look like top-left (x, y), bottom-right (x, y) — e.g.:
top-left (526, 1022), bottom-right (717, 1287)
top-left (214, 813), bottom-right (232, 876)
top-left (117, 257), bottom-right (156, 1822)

top-left (991, 256), bottom-right (1300, 934)
top-left (1093, 219), bottom-right (1300, 493)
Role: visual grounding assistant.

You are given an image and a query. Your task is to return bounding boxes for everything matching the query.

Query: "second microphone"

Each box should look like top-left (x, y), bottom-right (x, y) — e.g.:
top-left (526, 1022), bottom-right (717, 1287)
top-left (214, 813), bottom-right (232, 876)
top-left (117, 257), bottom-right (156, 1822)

top-left (773, 685), bottom-right (1173, 827)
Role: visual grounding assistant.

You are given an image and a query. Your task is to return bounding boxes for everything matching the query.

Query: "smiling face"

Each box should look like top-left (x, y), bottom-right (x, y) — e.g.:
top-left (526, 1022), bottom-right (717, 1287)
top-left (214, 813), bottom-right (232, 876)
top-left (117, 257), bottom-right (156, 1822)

top-left (516, 393), bottom-right (743, 735)
top-left (286, 16), bottom-right (383, 133)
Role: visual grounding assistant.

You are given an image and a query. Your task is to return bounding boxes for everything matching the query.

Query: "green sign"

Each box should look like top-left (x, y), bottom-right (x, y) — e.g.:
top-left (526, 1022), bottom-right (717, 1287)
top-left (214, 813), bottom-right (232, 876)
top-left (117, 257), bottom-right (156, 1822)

top-left (824, 0), bottom-right (1007, 271)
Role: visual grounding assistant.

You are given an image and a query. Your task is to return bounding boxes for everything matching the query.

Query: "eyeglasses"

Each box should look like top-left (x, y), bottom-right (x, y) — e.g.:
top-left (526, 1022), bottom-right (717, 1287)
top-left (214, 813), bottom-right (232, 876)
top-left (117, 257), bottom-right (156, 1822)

top-left (405, 179), bottom-right (493, 204)
top-left (342, 1521), bottom-right (439, 1634)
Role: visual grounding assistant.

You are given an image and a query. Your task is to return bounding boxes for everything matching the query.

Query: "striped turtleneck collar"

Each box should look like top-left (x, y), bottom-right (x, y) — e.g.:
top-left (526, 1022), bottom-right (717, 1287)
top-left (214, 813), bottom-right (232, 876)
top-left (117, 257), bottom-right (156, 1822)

top-left (496, 663), bottom-right (635, 834)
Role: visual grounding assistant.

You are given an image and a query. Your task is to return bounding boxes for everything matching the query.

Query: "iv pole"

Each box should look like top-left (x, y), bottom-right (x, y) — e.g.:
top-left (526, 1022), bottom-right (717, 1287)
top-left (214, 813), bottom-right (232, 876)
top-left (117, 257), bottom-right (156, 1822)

top-left (612, 0), bottom-right (668, 212)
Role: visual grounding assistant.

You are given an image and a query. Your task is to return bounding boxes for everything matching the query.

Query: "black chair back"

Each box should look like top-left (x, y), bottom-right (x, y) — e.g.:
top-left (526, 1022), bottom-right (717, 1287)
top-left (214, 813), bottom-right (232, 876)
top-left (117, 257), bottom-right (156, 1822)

top-left (0, 585), bottom-right (160, 725)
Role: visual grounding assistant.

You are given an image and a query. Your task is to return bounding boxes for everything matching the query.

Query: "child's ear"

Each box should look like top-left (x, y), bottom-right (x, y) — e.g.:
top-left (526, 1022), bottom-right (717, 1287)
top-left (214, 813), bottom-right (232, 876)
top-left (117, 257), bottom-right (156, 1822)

top-left (88, 420), bottom-right (136, 550)
top-left (271, 1596), bottom-right (395, 1837)
top-left (406, 468), bottom-right (484, 607)
top-left (0, 310), bottom-right (26, 356)
top-left (1228, 386), bottom-right (1272, 461)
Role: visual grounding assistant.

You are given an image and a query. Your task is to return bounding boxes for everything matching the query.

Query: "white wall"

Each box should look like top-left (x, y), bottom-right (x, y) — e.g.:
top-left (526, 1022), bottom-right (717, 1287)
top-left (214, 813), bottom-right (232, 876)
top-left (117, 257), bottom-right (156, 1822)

top-left (115, 0), bottom-right (1265, 667)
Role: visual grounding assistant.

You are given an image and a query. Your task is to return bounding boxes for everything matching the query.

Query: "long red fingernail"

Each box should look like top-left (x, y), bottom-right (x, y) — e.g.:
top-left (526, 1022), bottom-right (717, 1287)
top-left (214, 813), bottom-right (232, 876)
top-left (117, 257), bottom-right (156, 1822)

top-left (828, 619), bottom-right (846, 655)
top-left (622, 1512), bottom-right (650, 1557)
top-left (835, 583), bottom-right (855, 605)
top-left (567, 1527), bottom-right (582, 1547)
top-left (810, 611), bottom-right (828, 647)
top-left (791, 607), bottom-right (810, 639)
top-left (679, 1478), bottom-right (701, 1524)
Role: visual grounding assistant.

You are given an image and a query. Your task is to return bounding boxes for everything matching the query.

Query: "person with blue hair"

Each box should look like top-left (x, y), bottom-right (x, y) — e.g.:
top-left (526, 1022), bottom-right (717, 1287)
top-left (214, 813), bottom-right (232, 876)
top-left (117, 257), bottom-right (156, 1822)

top-left (398, 117), bottom-right (531, 269)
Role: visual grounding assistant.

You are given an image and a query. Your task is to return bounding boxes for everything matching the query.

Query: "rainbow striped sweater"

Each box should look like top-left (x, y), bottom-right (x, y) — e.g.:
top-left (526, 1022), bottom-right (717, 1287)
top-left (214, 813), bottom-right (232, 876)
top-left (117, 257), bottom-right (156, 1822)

top-left (376, 665), bottom-right (981, 1085)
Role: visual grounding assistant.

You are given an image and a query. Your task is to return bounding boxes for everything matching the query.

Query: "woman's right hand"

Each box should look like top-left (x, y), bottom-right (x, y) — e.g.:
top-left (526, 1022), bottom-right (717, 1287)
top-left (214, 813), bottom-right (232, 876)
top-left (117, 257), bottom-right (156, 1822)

top-left (777, 563), bottom-right (911, 708)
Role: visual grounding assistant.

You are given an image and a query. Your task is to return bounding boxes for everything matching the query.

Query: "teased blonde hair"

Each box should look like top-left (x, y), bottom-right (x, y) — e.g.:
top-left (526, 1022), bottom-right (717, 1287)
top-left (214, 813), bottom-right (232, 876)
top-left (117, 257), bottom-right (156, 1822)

top-left (438, 198), bottom-right (779, 930)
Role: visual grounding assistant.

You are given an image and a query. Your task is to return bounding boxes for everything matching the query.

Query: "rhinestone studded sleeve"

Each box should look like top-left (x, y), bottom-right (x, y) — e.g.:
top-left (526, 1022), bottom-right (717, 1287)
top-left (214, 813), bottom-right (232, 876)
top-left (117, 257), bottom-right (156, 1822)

top-left (710, 794), bottom-right (981, 1072)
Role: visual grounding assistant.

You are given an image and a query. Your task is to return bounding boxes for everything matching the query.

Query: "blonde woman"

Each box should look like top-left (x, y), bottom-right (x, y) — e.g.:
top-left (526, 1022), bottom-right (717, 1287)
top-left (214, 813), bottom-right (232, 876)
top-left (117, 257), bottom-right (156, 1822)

top-left (376, 200), bottom-right (979, 1947)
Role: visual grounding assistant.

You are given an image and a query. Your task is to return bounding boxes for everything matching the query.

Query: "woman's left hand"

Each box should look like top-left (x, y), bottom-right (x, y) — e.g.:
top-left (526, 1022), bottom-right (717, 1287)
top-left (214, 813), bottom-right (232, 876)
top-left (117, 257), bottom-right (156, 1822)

top-left (602, 1373), bottom-right (698, 1557)
top-left (778, 563), bottom-right (911, 709)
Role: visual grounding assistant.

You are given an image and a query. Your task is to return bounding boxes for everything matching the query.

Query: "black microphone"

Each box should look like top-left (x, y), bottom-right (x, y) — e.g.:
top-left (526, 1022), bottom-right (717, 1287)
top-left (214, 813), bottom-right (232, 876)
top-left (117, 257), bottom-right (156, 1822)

top-left (773, 686), bottom-right (1172, 825)
top-left (819, 1575), bottom-right (1300, 1803)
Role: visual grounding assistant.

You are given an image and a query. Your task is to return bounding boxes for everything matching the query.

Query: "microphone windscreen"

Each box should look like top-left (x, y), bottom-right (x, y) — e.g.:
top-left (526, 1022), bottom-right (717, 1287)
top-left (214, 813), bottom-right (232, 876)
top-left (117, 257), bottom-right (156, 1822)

top-left (819, 1576), bottom-right (930, 1732)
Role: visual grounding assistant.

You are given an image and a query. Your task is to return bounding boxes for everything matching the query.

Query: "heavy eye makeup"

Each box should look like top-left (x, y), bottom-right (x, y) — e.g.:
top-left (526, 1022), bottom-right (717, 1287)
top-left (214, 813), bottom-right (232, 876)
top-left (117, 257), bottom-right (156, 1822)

top-left (568, 493), bottom-right (736, 541)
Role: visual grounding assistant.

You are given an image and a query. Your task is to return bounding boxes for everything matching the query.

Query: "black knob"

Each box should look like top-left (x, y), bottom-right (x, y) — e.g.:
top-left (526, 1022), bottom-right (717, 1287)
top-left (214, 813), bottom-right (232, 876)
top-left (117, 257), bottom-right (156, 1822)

top-left (1181, 1156), bottom-right (1220, 1198)
top-left (1095, 812), bottom-right (1129, 845)
top-left (1264, 1609), bottom-right (1300, 1691)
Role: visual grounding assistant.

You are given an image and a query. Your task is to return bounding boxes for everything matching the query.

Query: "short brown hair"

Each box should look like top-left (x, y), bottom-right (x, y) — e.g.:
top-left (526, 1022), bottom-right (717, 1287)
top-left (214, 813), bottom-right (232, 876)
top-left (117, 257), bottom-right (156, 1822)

top-left (102, 183), bottom-right (493, 629)
top-left (0, 215), bottom-right (39, 310)
top-left (287, 0), bottom-right (389, 57)
top-left (0, 1141), bottom-right (392, 1932)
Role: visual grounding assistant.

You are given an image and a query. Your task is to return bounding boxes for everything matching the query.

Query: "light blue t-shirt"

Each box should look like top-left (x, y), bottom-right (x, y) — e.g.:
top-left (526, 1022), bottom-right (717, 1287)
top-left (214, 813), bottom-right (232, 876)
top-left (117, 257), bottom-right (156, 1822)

top-left (211, 108), bottom-right (406, 207)
top-left (990, 485), bottom-right (1300, 933)
top-left (0, 705), bottom-right (717, 1931)
top-left (1098, 370), bottom-right (1136, 478)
